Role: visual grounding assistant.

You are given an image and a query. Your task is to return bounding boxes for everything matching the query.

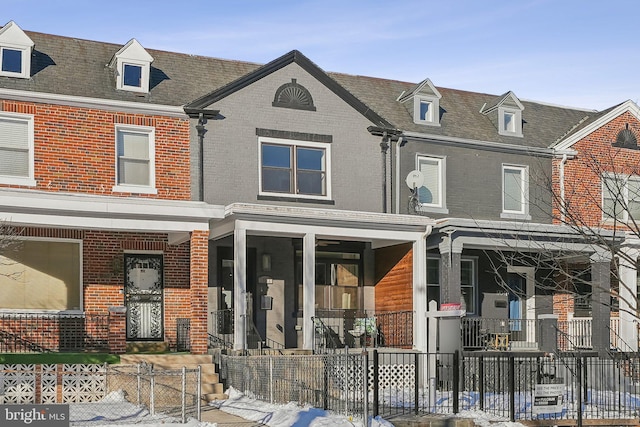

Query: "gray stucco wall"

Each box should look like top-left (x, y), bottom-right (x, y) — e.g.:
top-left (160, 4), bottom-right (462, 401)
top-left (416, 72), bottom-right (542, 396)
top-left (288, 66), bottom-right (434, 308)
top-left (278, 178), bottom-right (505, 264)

top-left (395, 138), bottom-right (554, 222)
top-left (191, 63), bottom-right (384, 212)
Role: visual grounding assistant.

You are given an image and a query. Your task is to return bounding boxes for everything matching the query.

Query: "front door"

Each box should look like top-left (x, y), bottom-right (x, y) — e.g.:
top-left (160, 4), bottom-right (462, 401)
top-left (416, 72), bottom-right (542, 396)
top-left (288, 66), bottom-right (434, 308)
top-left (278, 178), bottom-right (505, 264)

top-left (507, 272), bottom-right (525, 333)
top-left (125, 254), bottom-right (164, 340)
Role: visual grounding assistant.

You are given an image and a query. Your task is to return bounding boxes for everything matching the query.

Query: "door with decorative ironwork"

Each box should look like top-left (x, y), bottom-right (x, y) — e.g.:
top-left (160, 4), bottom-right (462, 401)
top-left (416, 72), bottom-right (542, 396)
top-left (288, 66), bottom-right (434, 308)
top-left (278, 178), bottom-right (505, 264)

top-left (125, 254), bottom-right (164, 340)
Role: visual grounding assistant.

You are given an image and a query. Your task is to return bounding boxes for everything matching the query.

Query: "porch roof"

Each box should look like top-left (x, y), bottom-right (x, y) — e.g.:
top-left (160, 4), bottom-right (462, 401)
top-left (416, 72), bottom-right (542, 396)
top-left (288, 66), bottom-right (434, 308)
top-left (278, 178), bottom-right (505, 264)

top-left (0, 187), bottom-right (223, 234)
top-left (211, 203), bottom-right (435, 248)
top-left (430, 217), bottom-right (622, 256)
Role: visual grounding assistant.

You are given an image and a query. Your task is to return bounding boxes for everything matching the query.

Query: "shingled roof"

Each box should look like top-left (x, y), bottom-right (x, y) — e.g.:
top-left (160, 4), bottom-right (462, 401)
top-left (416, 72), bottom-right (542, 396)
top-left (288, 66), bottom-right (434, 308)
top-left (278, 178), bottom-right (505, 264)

top-left (0, 26), bottom-right (610, 149)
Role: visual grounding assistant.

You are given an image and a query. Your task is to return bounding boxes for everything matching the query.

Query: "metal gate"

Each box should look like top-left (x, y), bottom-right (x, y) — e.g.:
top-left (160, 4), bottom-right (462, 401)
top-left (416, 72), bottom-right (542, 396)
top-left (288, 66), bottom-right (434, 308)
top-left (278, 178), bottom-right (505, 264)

top-left (124, 254), bottom-right (164, 340)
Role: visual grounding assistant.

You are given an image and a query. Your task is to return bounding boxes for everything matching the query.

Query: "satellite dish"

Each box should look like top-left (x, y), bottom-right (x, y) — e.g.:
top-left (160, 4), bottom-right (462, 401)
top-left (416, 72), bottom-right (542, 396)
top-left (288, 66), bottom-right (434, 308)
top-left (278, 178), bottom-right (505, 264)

top-left (405, 170), bottom-right (424, 189)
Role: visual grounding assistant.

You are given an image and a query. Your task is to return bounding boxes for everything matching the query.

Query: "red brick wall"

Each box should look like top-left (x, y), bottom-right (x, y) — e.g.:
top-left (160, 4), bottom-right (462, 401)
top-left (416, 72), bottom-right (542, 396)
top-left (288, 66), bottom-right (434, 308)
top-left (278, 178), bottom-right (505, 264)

top-left (16, 227), bottom-right (196, 350)
top-left (189, 230), bottom-right (209, 354)
top-left (0, 100), bottom-right (191, 199)
top-left (375, 243), bottom-right (413, 312)
top-left (554, 111), bottom-right (640, 229)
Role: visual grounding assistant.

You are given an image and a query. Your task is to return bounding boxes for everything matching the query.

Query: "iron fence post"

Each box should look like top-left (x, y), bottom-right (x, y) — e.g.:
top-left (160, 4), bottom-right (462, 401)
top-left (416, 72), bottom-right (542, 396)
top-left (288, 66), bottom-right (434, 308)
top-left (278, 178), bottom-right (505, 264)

top-left (453, 350), bottom-right (459, 414)
top-left (415, 352), bottom-right (420, 415)
top-left (372, 349), bottom-right (379, 417)
top-left (479, 355), bottom-right (484, 411)
top-left (363, 350), bottom-right (369, 421)
top-left (509, 355), bottom-right (515, 422)
top-left (576, 356), bottom-right (583, 427)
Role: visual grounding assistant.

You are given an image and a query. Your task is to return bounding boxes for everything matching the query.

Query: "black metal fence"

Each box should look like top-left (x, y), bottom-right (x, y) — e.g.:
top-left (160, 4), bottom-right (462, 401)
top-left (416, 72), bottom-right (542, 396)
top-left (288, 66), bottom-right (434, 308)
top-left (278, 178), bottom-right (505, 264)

top-left (0, 312), bottom-right (110, 353)
top-left (221, 350), bottom-right (640, 424)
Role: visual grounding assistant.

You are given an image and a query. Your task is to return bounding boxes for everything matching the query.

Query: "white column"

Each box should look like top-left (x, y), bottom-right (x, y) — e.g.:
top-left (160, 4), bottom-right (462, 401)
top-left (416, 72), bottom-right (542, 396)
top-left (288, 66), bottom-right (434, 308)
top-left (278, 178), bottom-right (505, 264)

top-left (619, 246), bottom-right (639, 352)
top-left (413, 234), bottom-right (428, 353)
top-left (233, 226), bottom-right (247, 351)
top-left (302, 233), bottom-right (316, 350)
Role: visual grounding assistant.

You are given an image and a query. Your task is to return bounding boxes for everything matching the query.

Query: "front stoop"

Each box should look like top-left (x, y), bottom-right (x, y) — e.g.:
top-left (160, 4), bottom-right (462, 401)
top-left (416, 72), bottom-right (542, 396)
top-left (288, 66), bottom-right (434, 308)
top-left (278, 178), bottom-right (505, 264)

top-left (125, 341), bottom-right (170, 353)
top-left (119, 354), bottom-right (227, 402)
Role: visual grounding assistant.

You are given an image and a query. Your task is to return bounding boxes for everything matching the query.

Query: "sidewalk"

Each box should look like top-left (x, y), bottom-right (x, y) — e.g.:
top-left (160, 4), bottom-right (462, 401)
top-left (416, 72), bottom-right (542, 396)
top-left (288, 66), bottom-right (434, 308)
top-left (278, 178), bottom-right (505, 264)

top-left (200, 405), bottom-right (265, 426)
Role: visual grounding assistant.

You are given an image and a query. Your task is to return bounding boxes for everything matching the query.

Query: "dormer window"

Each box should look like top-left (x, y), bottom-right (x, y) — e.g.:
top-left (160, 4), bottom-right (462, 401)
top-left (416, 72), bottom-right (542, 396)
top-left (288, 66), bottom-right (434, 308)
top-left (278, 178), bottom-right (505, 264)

top-left (123, 63), bottom-right (142, 88)
top-left (0, 21), bottom-right (34, 79)
top-left (399, 78), bottom-right (442, 127)
top-left (499, 108), bottom-right (522, 136)
top-left (482, 91), bottom-right (524, 137)
top-left (2, 48), bottom-right (22, 73)
top-left (417, 98), bottom-right (436, 124)
top-left (111, 39), bottom-right (153, 93)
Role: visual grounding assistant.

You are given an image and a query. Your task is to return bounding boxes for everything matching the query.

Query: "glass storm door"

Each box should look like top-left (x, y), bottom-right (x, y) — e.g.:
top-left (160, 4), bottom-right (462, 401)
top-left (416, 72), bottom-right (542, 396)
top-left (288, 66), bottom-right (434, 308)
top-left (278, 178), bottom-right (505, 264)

top-left (125, 254), bottom-right (164, 340)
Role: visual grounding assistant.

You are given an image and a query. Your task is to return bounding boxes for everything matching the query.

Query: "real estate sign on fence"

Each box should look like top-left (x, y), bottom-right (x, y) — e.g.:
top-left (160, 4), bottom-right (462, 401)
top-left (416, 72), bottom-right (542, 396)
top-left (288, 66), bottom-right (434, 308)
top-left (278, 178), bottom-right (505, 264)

top-left (532, 384), bottom-right (565, 415)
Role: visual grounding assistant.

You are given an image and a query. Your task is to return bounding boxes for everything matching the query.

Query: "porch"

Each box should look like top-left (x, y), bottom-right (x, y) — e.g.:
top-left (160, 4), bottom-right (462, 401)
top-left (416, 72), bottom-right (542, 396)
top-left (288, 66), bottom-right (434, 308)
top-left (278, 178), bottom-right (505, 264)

top-left (209, 309), bottom-right (627, 354)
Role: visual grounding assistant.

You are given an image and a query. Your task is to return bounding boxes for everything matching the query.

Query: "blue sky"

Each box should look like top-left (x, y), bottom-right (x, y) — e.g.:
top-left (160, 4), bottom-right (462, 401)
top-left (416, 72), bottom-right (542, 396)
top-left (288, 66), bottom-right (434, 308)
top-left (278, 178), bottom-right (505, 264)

top-left (4, 0), bottom-right (639, 110)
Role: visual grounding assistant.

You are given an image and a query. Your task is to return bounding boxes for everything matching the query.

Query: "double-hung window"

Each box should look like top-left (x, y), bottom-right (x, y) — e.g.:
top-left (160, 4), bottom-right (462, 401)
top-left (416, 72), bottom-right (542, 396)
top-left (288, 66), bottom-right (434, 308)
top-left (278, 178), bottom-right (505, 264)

top-left (602, 174), bottom-right (640, 222)
top-left (502, 164), bottom-right (529, 219)
top-left (416, 155), bottom-right (447, 213)
top-left (0, 112), bottom-right (35, 186)
top-left (114, 125), bottom-right (156, 194)
top-left (260, 137), bottom-right (330, 199)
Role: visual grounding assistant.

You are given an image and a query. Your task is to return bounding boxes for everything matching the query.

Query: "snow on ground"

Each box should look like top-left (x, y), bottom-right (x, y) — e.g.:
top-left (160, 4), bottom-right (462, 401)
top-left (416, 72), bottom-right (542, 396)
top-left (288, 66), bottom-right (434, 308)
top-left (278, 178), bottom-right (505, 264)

top-left (69, 387), bottom-right (528, 427)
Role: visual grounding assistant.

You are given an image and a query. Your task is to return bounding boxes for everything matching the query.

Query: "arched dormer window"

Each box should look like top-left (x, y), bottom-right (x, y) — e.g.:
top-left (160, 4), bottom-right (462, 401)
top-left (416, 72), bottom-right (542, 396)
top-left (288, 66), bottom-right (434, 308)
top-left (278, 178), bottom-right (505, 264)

top-left (272, 79), bottom-right (316, 111)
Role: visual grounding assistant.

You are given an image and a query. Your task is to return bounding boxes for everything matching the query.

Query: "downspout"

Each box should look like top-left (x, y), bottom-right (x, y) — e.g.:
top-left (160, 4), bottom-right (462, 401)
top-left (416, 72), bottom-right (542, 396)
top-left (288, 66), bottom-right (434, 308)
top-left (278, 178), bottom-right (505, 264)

top-left (395, 136), bottom-right (405, 214)
top-left (184, 108), bottom-right (219, 201)
top-left (196, 113), bottom-right (208, 202)
top-left (380, 131), bottom-right (390, 213)
top-left (559, 153), bottom-right (568, 222)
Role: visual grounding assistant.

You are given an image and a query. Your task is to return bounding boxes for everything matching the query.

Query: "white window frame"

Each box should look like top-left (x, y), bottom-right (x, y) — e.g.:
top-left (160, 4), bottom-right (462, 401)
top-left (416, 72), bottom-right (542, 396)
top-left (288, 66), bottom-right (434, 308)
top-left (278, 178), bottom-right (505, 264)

top-left (258, 136), bottom-right (331, 200)
top-left (415, 155), bottom-right (448, 213)
top-left (602, 173), bottom-right (640, 223)
top-left (0, 112), bottom-right (36, 186)
top-left (501, 164), bottom-right (530, 219)
top-left (116, 59), bottom-right (150, 93)
top-left (113, 124), bottom-right (157, 194)
top-left (0, 45), bottom-right (29, 78)
top-left (413, 95), bottom-right (440, 126)
top-left (498, 107), bottom-right (523, 137)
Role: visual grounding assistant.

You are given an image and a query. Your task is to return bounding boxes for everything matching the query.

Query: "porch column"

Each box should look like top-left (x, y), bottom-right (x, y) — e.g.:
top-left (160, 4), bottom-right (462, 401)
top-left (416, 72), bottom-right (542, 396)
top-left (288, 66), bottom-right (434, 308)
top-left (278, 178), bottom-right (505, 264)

top-left (618, 246), bottom-right (639, 352)
top-left (302, 233), bottom-right (316, 350)
top-left (233, 227), bottom-right (247, 351)
top-left (590, 251), bottom-right (611, 356)
top-left (189, 229), bottom-right (209, 354)
top-left (439, 236), bottom-right (462, 308)
top-left (413, 234), bottom-right (428, 353)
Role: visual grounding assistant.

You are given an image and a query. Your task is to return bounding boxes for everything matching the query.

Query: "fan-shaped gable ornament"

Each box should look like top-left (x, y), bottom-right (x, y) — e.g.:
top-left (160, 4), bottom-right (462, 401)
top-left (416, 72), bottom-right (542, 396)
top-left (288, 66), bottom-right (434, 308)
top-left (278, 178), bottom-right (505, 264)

top-left (272, 79), bottom-right (316, 111)
top-left (613, 124), bottom-right (639, 150)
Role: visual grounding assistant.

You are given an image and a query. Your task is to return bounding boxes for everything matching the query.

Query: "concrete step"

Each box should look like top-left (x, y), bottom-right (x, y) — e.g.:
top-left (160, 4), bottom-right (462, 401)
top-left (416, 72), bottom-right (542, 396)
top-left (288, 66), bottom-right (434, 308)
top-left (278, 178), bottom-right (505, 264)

top-left (204, 392), bottom-right (228, 402)
top-left (202, 382), bottom-right (224, 395)
top-left (118, 354), bottom-right (225, 401)
top-left (125, 341), bottom-right (170, 353)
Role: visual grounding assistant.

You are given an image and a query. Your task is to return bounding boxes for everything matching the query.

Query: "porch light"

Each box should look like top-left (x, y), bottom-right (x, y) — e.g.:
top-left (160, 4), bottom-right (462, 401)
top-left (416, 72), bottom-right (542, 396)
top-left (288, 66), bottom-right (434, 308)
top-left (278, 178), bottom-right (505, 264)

top-left (262, 253), bottom-right (271, 272)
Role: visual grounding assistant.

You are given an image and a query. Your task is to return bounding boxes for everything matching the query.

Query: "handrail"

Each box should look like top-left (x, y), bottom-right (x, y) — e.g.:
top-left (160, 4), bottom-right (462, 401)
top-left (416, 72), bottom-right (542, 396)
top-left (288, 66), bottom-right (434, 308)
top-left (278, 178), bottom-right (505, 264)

top-left (312, 316), bottom-right (340, 352)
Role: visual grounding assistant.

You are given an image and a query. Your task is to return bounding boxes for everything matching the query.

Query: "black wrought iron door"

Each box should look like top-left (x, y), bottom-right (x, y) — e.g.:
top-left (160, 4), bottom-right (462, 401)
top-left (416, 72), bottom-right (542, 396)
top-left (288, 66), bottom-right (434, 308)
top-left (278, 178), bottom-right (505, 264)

top-left (124, 254), bottom-right (164, 340)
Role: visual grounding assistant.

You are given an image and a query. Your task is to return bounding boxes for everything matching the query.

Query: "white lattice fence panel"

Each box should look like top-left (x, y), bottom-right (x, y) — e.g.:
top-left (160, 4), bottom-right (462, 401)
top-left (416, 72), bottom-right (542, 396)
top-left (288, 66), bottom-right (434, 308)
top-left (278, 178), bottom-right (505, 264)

top-left (41, 364), bottom-right (57, 403)
top-left (0, 364), bottom-right (36, 404)
top-left (369, 363), bottom-right (415, 391)
top-left (328, 358), bottom-right (364, 392)
top-left (61, 364), bottom-right (107, 403)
